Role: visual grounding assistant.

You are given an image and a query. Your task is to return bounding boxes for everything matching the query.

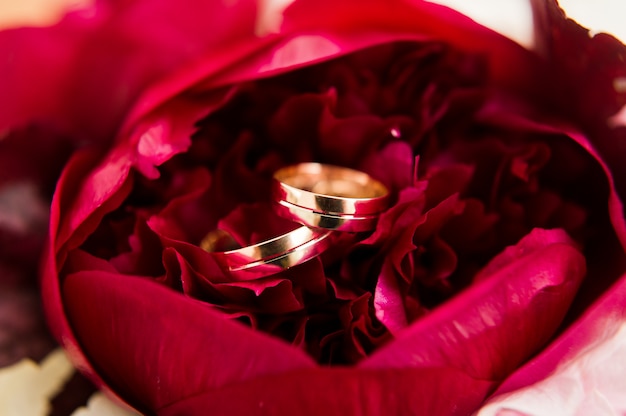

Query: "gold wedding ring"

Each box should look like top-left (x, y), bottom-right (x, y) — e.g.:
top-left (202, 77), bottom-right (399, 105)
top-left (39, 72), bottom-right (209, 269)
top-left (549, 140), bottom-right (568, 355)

top-left (200, 226), bottom-right (332, 280)
top-left (201, 163), bottom-right (389, 278)
top-left (272, 163), bottom-right (389, 232)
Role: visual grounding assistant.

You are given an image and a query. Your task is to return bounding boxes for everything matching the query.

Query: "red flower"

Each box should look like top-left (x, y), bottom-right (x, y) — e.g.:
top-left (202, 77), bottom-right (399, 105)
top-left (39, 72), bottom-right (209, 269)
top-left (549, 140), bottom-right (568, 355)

top-left (3, 0), bottom-right (626, 414)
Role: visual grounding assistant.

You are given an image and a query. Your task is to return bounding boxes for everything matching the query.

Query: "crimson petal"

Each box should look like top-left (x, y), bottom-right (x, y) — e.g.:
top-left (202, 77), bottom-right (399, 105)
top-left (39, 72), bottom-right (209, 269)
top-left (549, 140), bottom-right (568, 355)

top-left (0, 0), bottom-right (259, 141)
top-left (490, 271), bottom-right (626, 397)
top-left (362, 228), bottom-right (585, 382)
top-left (62, 270), bottom-right (316, 412)
top-left (159, 367), bottom-right (493, 416)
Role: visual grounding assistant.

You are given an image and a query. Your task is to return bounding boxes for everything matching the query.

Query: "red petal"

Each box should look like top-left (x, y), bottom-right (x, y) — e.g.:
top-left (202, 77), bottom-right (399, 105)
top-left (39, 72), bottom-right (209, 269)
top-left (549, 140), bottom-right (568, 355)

top-left (159, 367), bottom-right (493, 416)
top-left (476, 104), bottom-right (626, 250)
top-left (55, 145), bottom-right (134, 253)
top-left (0, 0), bottom-right (259, 140)
top-left (532, 0), bottom-right (626, 122)
top-left (62, 270), bottom-right (316, 411)
top-left (491, 271), bottom-right (626, 397)
top-left (42, 149), bottom-right (131, 403)
top-left (119, 0), bottom-right (541, 137)
top-left (362, 228), bottom-right (586, 382)
top-left (484, 0), bottom-right (626, 241)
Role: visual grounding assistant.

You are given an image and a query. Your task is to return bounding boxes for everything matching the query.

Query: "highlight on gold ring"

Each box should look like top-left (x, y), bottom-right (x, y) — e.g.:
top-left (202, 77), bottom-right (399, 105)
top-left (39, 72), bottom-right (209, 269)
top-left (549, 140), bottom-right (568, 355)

top-left (200, 225), bottom-right (333, 280)
top-left (272, 200), bottom-right (379, 232)
top-left (272, 163), bottom-right (389, 231)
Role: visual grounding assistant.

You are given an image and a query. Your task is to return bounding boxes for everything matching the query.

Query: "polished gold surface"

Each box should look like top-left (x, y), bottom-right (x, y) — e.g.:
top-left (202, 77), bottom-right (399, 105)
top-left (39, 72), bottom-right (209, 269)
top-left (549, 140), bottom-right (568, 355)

top-left (201, 164), bottom-right (389, 278)
top-left (273, 200), bottom-right (379, 232)
top-left (272, 163), bottom-right (389, 216)
top-left (201, 225), bottom-right (332, 279)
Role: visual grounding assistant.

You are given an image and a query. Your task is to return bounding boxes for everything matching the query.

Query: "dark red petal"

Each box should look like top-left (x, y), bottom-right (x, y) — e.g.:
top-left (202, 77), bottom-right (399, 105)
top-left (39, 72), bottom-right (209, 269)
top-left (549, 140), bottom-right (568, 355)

top-left (359, 141), bottom-right (415, 192)
top-left (532, 0), bottom-right (626, 122)
top-left (362, 228), bottom-right (585, 382)
top-left (62, 270), bottom-right (317, 411)
top-left (164, 246), bottom-right (306, 314)
top-left (476, 105), bottom-right (626, 249)
top-left (218, 203), bottom-right (300, 248)
top-left (318, 106), bottom-right (385, 166)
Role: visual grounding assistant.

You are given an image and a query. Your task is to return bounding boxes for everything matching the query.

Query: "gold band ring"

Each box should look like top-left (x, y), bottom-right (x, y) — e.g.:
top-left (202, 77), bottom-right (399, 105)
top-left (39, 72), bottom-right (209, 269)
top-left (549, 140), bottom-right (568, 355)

top-left (272, 163), bottom-right (389, 230)
top-left (272, 200), bottom-right (379, 232)
top-left (201, 164), bottom-right (388, 279)
top-left (201, 225), bottom-right (332, 280)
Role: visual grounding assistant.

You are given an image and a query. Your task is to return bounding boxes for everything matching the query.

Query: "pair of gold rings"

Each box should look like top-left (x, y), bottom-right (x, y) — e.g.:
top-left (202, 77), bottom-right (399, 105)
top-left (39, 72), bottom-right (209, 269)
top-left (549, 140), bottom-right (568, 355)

top-left (201, 163), bottom-right (389, 279)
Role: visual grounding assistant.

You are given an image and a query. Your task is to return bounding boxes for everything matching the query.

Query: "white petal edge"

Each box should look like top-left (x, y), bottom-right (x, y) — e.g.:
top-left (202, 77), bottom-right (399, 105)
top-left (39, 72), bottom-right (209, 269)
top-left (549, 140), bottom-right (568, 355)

top-left (476, 321), bottom-right (626, 416)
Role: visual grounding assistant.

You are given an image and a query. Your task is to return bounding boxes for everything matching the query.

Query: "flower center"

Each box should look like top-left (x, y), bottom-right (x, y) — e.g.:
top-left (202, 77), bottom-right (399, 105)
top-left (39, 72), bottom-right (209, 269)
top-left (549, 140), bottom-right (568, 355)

top-left (79, 41), bottom-right (619, 365)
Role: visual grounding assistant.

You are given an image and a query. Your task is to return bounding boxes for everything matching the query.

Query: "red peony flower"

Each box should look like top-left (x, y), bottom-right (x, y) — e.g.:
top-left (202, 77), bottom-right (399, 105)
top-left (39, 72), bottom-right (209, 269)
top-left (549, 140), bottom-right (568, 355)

top-left (2, 0), bottom-right (626, 414)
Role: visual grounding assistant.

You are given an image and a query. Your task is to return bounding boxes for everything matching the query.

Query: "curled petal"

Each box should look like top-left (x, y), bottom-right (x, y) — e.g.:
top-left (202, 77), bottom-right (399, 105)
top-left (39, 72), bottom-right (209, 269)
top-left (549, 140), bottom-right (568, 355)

top-left (62, 270), bottom-right (316, 412)
top-left (362, 228), bottom-right (586, 382)
top-left (479, 273), bottom-right (626, 415)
